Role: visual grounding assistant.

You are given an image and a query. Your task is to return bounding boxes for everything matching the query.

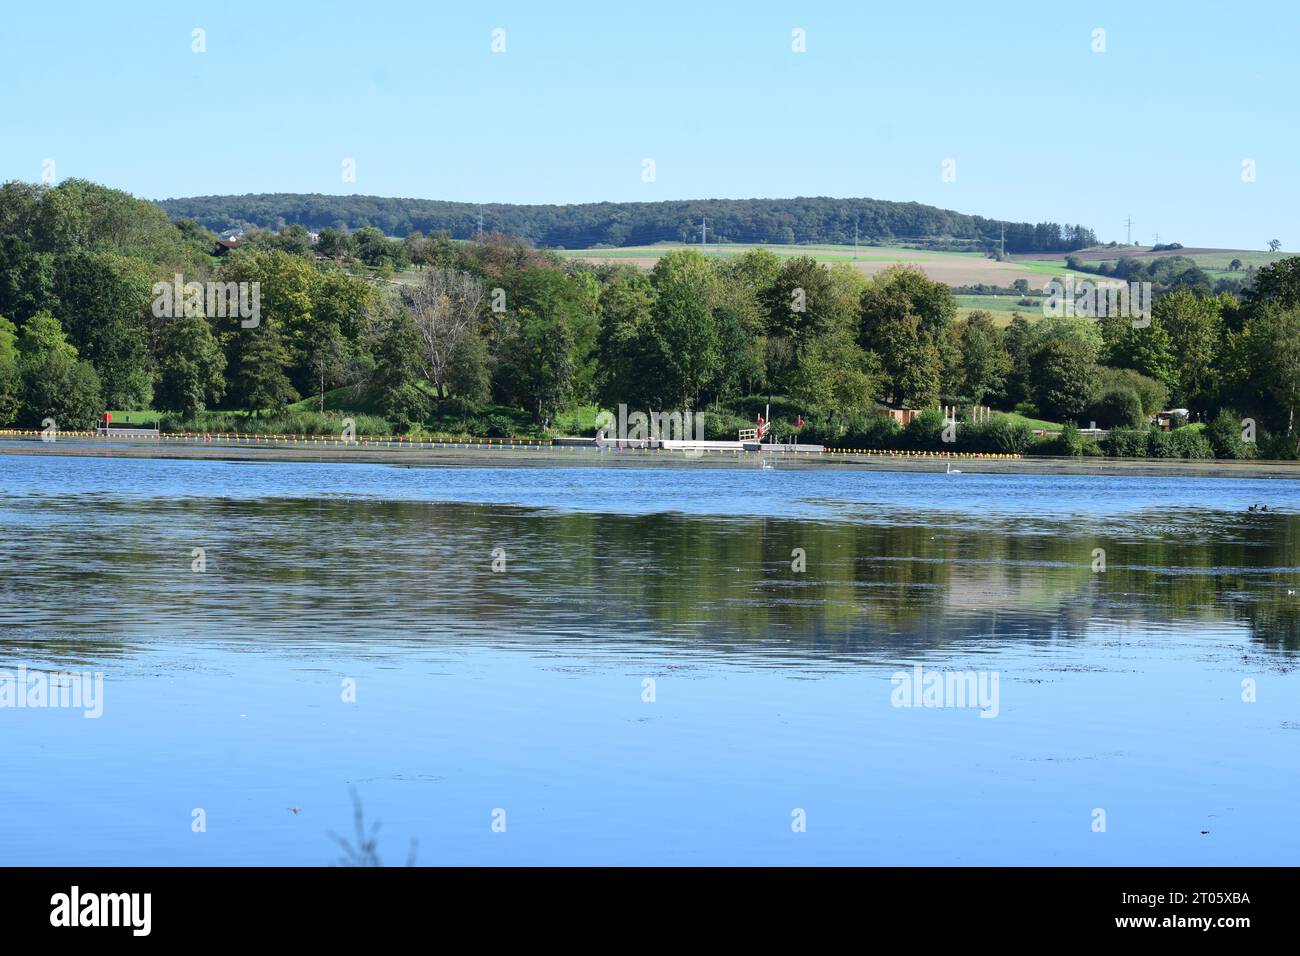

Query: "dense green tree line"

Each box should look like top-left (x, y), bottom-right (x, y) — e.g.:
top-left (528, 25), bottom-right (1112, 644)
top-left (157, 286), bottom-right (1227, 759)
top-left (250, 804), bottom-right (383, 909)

top-left (157, 192), bottom-right (1096, 254)
top-left (2, 180), bottom-right (1298, 461)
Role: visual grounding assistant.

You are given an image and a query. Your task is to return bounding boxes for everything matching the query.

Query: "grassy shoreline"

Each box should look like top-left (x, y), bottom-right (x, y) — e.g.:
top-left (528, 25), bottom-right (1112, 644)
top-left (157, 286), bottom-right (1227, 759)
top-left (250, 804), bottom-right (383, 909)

top-left (4, 434), bottom-right (1300, 480)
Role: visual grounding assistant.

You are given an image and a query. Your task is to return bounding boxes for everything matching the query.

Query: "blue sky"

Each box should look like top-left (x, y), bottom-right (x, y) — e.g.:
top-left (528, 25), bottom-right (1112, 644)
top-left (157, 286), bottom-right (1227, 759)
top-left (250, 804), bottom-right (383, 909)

top-left (2, 0), bottom-right (1295, 248)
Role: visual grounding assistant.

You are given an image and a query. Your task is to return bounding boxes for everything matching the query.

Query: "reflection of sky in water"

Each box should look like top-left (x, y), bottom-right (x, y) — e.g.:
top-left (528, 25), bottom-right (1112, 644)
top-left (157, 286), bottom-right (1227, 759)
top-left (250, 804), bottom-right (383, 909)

top-left (1, 454), bottom-right (1298, 865)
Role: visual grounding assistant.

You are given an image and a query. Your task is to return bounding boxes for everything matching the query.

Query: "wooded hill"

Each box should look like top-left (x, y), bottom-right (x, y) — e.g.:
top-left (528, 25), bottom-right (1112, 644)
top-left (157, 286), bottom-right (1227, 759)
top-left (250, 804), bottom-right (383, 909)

top-left (155, 193), bottom-right (1097, 254)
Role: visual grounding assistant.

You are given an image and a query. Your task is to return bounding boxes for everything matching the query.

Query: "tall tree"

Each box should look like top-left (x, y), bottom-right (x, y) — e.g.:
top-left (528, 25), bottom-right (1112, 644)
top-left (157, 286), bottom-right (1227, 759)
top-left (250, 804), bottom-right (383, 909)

top-left (372, 304), bottom-right (429, 429)
top-left (761, 256), bottom-right (837, 341)
top-left (499, 308), bottom-right (573, 424)
top-left (1031, 337), bottom-right (1097, 422)
top-left (595, 271), bottom-right (663, 411)
top-left (649, 248), bottom-right (720, 408)
top-left (16, 311), bottom-right (103, 429)
top-left (720, 247), bottom-right (781, 297)
top-left (156, 316), bottom-right (226, 417)
top-left (859, 266), bottom-right (956, 408)
top-left (53, 250), bottom-right (154, 408)
top-left (1001, 313), bottom-right (1035, 407)
top-left (302, 320), bottom-right (349, 412)
top-left (790, 324), bottom-right (882, 416)
top-left (0, 236), bottom-right (56, 325)
top-left (217, 249), bottom-right (317, 398)
top-left (316, 228), bottom-right (353, 260)
top-left (0, 316), bottom-right (20, 425)
top-left (1239, 306), bottom-right (1300, 443)
top-left (1247, 256), bottom-right (1300, 309)
top-left (235, 320), bottom-right (297, 414)
top-left (1103, 318), bottom-right (1176, 389)
top-left (860, 265), bottom-right (957, 342)
top-left (1155, 290), bottom-right (1224, 413)
top-left (958, 312), bottom-right (1011, 406)
top-left (709, 271), bottom-right (767, 404)
top-left (401, 267), bottom-right (485, 412)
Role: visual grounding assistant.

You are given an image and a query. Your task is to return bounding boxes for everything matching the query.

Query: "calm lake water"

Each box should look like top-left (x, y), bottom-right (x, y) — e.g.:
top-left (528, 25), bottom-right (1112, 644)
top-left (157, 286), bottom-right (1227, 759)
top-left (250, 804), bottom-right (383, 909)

top-left (2, 452), bottom-right (1299, 865)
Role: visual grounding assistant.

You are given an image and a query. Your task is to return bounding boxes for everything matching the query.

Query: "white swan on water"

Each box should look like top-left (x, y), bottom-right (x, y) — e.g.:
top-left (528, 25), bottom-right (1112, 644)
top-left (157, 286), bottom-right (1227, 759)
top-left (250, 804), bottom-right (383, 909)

top-left (946, 462), bottom-right (961, 474)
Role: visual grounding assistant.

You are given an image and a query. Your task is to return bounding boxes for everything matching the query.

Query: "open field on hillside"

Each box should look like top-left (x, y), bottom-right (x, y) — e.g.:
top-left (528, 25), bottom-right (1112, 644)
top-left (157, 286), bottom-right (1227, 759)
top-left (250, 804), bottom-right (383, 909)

top-left (1031, 246), bottom-right (1292, 281)
top-left (1046, 246), bottom-right (1290, 265)
top-left (954, 293), bottom-right (1045, 325)
top-left (555, 242), bottom-right (1099, 288)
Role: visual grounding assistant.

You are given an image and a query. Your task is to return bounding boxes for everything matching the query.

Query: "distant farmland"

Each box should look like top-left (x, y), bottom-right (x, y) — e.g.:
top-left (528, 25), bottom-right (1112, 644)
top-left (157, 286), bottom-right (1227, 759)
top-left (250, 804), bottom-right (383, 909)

top-left (555, 242), bottom-right (1099, 289)
top-left (555, 242), bottom-right (1290, 290)
top-left (953, 294), bottom-right (1046, 326)
top-left (1030, 246), bottom-right (1292, 281)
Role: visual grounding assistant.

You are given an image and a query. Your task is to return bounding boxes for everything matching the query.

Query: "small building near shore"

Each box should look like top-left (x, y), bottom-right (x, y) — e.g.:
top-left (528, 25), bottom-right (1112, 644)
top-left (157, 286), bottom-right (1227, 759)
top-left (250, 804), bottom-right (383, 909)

top-left (878, 407), bottom-right (924, 426)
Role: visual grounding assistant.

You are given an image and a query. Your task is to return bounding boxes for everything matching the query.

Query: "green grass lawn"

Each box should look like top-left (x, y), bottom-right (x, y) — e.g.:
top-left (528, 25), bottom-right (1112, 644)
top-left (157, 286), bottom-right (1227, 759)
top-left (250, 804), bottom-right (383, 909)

top-left (995, 411), bottom-right (1063, 432)
top-left (1014, 257), bottom-right (1089, 276)
top-left (553, 404), bottom-right (603, 435)
top-left (286, 385), bottom-right (382, 415)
